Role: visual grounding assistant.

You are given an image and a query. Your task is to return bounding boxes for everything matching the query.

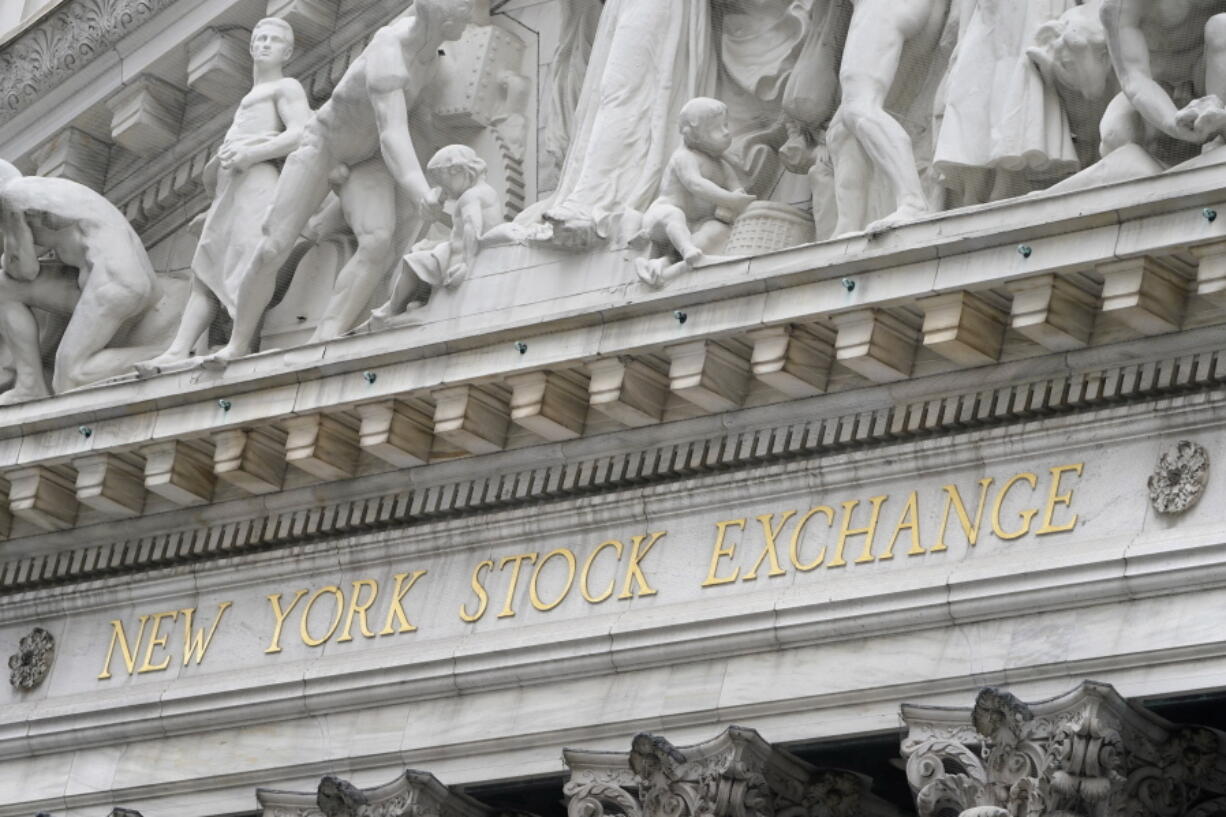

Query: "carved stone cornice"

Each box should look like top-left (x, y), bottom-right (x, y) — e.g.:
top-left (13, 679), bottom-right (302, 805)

top-left (901, 682), bottom-right (1226, 817)
top-left (257, 770), bottom-right (494, 817)
top-left (0, 0), bottom-right (178, 125)
top-left (563, 727), bottom-right (900, 817)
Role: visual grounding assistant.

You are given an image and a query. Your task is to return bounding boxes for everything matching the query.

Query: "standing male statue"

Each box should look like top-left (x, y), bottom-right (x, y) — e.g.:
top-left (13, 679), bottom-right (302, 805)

top-left (200, 0), bottom-right (473, 367)
top-left (136, 17), bottom-right (310, 374)
top-left (0, 160), bottom-right (159, 403)
top-left (827, 0), bottom-right (949, 236)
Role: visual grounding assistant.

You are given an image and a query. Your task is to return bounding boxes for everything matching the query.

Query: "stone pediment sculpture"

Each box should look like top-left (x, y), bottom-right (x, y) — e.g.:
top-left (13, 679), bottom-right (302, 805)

top-left (257, 770), bottom-right (495, 817)
top-left (0, 160), bottom-right (183, 403)
top-left (901, 682), bottom-right (1226, 817)
top-left (564, 726), bottom-right (902, 817)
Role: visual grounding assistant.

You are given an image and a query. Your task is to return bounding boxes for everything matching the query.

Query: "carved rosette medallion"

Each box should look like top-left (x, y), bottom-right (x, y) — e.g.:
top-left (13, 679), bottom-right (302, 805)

top-left (1148, 441), bottom-right (1209, 514)
top-left (7, 626), bottom-right (54, 690)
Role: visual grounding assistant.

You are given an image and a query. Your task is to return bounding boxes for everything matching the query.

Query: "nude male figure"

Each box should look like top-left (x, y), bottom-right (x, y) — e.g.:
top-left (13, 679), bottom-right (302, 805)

top-left (827, 0), bottom-right (949, 236)
top-left (202, 0), bottom-right (472, 367)
top-left (0, 160), bottom-right (158, 403)
top-left (1101, 0), bottom-right (1226, 152)
top-left (136, 17), bottom-right (310, 374)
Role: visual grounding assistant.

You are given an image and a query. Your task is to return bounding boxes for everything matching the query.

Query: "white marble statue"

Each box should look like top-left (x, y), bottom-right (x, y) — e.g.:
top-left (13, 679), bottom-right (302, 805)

top-left (540, 0), bottom-right (603, 192)
top-left (1047, 0), bottom-right (1226, 194)
top-left (0, 160), bottom-right (160, 403)
top-left (933, 0), bottom-right (1081, 204)
top-left (635, 98), bottom-right (755, 289)
top-left (135, 18), bottom-right (310, 375)
top-left (366, 145), bottom-right (501, 328)
top-left (520, 0), bottom-right (716, 249)
top-left (827, 0), bottom-right (950, 236)
top-left (1027, 0), bottom-right (1116, 173)
top-left (198, 0), bottom-right (473, 367)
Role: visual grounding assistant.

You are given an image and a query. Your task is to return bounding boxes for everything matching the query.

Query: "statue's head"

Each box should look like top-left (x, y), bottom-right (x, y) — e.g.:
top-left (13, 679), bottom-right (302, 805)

top-left (251, 17), bottom-right (295, 67)
top-left (1028, 2), bottom-right (1111, 101)
top-left (0, 159), bottom-right (22, 192)
top-left (417, 0), bottom-right (472, 43)
top-left (427, 144), bottom-right (486, 196)
top-left (679, 97), bottom-right (732, 155)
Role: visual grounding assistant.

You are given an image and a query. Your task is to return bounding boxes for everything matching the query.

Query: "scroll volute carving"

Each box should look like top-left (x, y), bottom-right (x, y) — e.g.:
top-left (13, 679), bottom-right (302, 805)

top-left (257, 770), bottom-right (495, 817)
top-left (565, 727), bottom-right (900, 817)
top-left (901, 682), bottom-right (1226, 817)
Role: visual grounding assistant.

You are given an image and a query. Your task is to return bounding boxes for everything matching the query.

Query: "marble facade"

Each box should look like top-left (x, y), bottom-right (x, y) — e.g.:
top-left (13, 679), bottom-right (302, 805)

top-left (3, 1), bottom-right (1226, 817)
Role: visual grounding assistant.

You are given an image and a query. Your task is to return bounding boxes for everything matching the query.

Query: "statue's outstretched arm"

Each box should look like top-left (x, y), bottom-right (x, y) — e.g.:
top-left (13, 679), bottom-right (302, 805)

top-left (0, 204), bottom-right (39, 282)
top-left (1103, 0), bottom-right (1198, 141)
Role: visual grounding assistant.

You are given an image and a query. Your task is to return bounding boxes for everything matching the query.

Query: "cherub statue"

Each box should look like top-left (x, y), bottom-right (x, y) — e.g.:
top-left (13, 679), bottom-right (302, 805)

top-left (134, 17), bottom-right (310, 375)
top-left (635, 97), bottom-right (755, 289)
top-left (0, 160), bottom-right (161, 403)
top-left (366, 145), bottom-right (501, 329)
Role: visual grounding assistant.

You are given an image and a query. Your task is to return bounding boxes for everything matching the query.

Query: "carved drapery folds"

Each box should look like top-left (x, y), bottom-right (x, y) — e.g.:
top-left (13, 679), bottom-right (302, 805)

top-left (258, 770), bottom-right (494, 817)
top-left (902, 682), bottom-right (1226, 817)
top-left (564, 727), bottom-right (900, 817)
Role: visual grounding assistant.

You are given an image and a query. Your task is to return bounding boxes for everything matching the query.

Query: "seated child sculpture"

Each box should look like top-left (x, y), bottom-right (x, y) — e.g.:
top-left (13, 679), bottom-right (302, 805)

top-left (366, 145), bottom-right (501, 329)
top-left (636, 97), bottom-right (755, 289)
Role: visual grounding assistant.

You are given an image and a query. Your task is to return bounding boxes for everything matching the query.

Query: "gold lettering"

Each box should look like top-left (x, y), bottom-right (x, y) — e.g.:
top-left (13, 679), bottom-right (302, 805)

top-left (831, 496), bottom-right (888, 567)
top-left (460, 560), bottom-right (493, 623)
top-left (497, 553), bottom-right (539, 618)
top-left (379, 571), bottom-right (427, 635)
top-left (703, 520), bottom-right (746, 587)
top-left (1036, 463), bottom-right (1084, 535)
top-left (743, 512), bottom-right (796, 581)
top-left (299, 586), bottom-right (343, 647)
top-left (934, 478), bottom-right (995, 551)
top-left (789, 506), bottom-right (834, 571)
top-left (580, 540), bottom-right (623, 604)
top-left (991, 473), bottom-right (1039, 541)
top-left (880, 491), bottom-right (923, 560)
top-left (265, 589), bottom-right (309, 654)
top-left (338, 579), bottom-right (379, 642)
top-left (97, 615), bottom-right (150, 680)
top-left (138, 610), bottom-right (178, 673)
top-left (530, 548), bottom-right (578, 612)
top-left (620, 532), bottom-right (665, 599)
top-left (181, 602), bottom-right (233, 666)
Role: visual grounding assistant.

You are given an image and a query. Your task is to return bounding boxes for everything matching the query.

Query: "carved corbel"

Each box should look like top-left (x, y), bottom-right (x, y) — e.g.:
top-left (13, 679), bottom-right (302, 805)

top-left (188, 27), bottom-right (254, 104)
top-left (143, 440), bottom-right (215, 506)
top-left (284, 414), bottom-right (360, 481)
top-left (433, 385), bottom-right (510, 455)
top-left (7, 466), bottom-right (77, 532)
top-left (1098, 256), bottom-right (1189, 335)
top-left (213, 428), bottom-right (287, 495)
top-left (508, 371), bottom-right (588, 441)
top-left (265, 0), bottom-right (338, 48)
top-left (1007, 274), bottom-right (1097, 352)
top-left (355, 400), bottom-right (434, 469)
top-left (918, 291), bottom-right (1008, 366)
top-left (666, 341), bottom-right (751, 413)
top-left (73, 453), bottom-right (145, 517)
top-left (747, 324), bottom-right (835, 398)
top-left (1191, 242), bottom-right (1226, 301)
top-left (587, 357), bottom-right (668, 428)
top-left (832, 309), bottom-right (917, 383)
top-left (106, 75), bottom-right (187, 157)
top-left (32, 127), bottom-right (111, 192)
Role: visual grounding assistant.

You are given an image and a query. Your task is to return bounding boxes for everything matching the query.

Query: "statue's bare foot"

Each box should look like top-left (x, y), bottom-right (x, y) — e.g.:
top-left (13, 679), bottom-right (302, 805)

top-left (865, 204), bottom-right (928, 238)
top-left (636, 257), bottom-right (666, 289)
top-left (133, 351), bottom-right (188, 378)
top-left (0, 383), bottom-right (50, 406)
top-left (199, 345), bottom-right (244, 371)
